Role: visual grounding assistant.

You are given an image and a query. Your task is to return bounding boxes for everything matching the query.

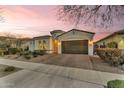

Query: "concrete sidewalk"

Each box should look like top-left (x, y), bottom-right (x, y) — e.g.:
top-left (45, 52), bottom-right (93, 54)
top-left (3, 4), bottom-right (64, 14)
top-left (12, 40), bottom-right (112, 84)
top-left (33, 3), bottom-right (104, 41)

top-left (0, 58), bottom-right (124, 88)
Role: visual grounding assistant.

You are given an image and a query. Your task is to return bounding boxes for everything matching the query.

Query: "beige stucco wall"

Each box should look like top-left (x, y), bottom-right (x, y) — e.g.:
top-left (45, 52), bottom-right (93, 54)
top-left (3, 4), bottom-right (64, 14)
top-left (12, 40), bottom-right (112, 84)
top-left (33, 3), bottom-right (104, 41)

top-left (58, 30), bottom-right (94, 55)
top-left (33, 37), bottom-right (53, 53)
top-left (49, 38), bottom-right (53, 53)
top-left (96, 34), bottom-right (124, 49)
top-left (21, 41), bottom-right (30, 50)
top-left (88, 40), bottom-right (94, 55)
top-left (58, 41), bottom-right (61, 54)
top-left (29, 41), bottom-right (34, 52)
top-left (118, 34), bottom-right (124, 49)
top-left (58, 30), bottom-right (94, 41)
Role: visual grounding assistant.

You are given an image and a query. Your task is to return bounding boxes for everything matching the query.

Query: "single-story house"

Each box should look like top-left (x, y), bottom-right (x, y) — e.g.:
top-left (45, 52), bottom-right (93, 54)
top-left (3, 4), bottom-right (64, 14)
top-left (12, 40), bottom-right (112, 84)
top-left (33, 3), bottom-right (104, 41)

top-left (95, 30), bottom-right (124, 50)
top-left (56, 29), bottom-right (95, 55)
top-left (29, 35), bottom-right (53, 53)
top-left (27, 29), bottom-right (95, 55)
top-left (16, 38), bottom-right (32, 50)
top-left (0, 36), bottom-right (20, 49)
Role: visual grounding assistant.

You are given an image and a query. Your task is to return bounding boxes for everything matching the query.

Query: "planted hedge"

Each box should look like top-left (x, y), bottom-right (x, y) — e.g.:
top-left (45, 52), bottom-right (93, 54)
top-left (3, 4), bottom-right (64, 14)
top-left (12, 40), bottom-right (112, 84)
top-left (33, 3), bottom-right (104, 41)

top-left (23, 51), bottom-right (32, 59)
top-left (107, 80), bottom-right (124, 88)
top-left (96, 48), bottom-right (124, 66)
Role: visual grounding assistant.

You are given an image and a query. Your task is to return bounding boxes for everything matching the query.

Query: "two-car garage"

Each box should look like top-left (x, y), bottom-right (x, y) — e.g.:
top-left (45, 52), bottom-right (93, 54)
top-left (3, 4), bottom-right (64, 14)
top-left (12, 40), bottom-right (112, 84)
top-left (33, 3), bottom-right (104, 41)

top-left (62, 40), bottom-right (88, 54)
top-left (57, 29), bottom-right (95, 55)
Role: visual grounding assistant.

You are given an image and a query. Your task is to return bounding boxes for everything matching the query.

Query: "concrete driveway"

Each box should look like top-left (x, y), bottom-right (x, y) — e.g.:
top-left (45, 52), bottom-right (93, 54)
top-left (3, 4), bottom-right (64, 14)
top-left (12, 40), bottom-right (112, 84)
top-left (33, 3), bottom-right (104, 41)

top-left (0, 58), bottom-right (124, 88)
top-left (39, 54), bottom-right (93, 69)
top-left (30, 54), bottom-right (124, 74)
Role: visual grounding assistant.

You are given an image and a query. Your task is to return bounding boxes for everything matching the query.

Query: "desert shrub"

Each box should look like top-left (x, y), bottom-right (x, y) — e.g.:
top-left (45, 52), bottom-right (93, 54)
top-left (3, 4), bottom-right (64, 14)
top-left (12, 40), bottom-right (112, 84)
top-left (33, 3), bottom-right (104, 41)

top-left (0, 49), bottom-right (6, 56)
top-left (23, 51), bottom-right (31, 55)
top-left (8, 48), bottom-right (19, 54)
top-left (24, 46), bottom-right (29, 51)
top-left (33, 50), bottom-right (46, 56)
top-left (24, 54), bottom-right (31, 59)
top-left (107, 80), bottom-right (124, 88)
top-left (96, 48), bottom-right (124, 66)
top-left (4, 51), bottom-right (9, 55)
top-left (18, 48), bottom-right (23, 53)
top-left (4, 66), bottom-right (15, 72)
top-left (22, 51), bottom-right (31, 59)
top-left (32, 52), bottom-right (38, 57)
top-left (19, 52), bottom-right (24, 56)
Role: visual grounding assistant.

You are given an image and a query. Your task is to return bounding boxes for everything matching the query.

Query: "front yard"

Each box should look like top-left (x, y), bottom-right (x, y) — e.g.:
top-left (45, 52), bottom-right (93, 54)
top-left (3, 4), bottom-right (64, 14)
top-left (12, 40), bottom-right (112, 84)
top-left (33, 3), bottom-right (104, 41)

top-left (90, 56), bottom-right (124, 74)
top-left (0, 54), bottom-right (124, 88)
top-left (2, 54), bottom-right (124, 74)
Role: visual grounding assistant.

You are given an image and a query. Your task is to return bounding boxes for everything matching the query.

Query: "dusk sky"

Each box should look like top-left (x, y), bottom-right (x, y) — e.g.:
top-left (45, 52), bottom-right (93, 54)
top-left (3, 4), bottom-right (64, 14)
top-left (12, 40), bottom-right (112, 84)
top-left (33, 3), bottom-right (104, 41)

top-left (0, 5), bottom-right (124, 41)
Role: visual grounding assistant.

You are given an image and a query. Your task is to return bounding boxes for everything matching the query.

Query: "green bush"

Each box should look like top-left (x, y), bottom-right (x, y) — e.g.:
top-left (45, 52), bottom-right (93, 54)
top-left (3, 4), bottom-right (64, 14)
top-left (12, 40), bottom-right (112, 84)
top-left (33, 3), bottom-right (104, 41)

top-left (4, 51), bottom-right (9, 55)
top-left (23, 51), bottom-right (32, 55)
top-left (18, 48), bottom-right (23, 53)
top-left (107, 80), bottom-right (124, 88)
top-left (8, 48), bottom-right (19, 54)
top-left (19, 51), bottom-right (32, 59)
top-left (4, 66), bottom-right (15, 72)
top-left (24, 54), bottom-right (31, 59)
top-left (33, 50), bottom-right (46, 56)
top-left (32, 52), bottom-right (38, 57)
top-left (19, 52), bottom-right (24, 56)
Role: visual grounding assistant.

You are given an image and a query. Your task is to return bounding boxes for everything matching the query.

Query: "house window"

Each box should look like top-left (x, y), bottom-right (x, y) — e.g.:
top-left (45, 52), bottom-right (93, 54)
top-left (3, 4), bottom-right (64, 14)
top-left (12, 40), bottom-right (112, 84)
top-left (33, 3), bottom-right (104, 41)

top-left (38, 40), bottom-right (41, 44)
top-left (43, 40), bottom-right (47, 50)
top-left (38, 40), bottom-right (42, 49)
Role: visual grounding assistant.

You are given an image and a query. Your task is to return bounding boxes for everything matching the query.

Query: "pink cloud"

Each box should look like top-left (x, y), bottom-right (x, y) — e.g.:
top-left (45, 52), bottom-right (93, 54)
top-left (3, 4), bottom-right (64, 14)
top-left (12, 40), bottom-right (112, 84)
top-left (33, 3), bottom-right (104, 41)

top-left (0, 5), bottom-right (123, 40)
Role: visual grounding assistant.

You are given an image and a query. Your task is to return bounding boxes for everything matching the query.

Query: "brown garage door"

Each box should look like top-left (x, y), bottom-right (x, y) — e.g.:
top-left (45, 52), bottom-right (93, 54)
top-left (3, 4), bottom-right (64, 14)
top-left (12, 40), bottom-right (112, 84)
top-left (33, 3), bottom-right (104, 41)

top-left (62, 40), bottom-right (88, 54)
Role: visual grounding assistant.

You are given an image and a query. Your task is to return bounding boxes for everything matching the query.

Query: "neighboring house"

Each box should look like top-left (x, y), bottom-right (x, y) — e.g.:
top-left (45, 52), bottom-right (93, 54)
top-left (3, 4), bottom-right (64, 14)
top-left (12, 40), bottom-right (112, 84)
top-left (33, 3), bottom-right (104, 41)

top-left (18, 38), bottom-right (32, 50)
top-left (29, 35), bottom-right (53, 53)
top-left (95, 30), bottom-right (124, 50)
top-left (0, 36), bottom-right (18, 48)
top-left (28, 29), bottom-right (95, 55)
top-left (0, 36), bottom-right (32, 50)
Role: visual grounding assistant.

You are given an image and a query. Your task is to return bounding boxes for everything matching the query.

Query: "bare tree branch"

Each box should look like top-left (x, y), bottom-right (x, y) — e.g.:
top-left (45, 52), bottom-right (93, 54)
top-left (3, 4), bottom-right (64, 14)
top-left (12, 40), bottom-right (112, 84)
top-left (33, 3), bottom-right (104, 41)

top-left (0, 8), bottom-right (5, 22)
top-left (57, 5), bottom-right (124, 28)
